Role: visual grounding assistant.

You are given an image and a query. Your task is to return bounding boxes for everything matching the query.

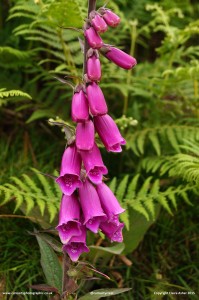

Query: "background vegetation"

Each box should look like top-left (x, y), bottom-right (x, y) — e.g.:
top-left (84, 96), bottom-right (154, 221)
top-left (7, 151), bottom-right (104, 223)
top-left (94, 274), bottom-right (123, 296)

top-left (0, 0), bottom-right (199, 299)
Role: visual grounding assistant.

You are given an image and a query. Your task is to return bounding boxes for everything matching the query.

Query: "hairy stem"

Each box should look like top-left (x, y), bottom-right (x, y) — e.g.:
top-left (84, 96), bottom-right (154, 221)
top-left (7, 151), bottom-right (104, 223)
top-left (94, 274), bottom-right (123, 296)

top-left (83, 0), bottom-right (97, 74)
top-left (62, 252), bottom-right (70, 299)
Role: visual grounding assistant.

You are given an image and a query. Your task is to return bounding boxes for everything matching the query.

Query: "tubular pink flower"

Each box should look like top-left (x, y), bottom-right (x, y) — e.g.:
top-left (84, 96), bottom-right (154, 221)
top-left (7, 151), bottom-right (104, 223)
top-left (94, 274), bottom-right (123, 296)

top-left (87, 82), bottom-right (108, 116)
top-left (94, 114), bottom-right (126, 152)
top-left (71, 90), bottom-right (89, 122)
top-left (79, 179), bottom-right (107, 233)
top-left (56, 194), bottom-right (82, 244)
top-left (87, 54), bottom-right (101, 81)
top-left (80, 143), bottom-right (108, 184)
top-left (90, 14), bottom-right (108, 33)
top-left (63, 226), bottom-right (89, 262)
top-left (76, 120), bottom-right (95, 151)
top-left (56, 144), bottom-right (82, 195)
top-left (102, 10), bottom-right (120, 27)
top-left (104, 47), bottom-right (137, 70)
top-left (100, 218), bottom-right (124, 243)
top-left (84, 27), bottom-right (103, 49)
top-left (96, 182), bottom-right (125, 219)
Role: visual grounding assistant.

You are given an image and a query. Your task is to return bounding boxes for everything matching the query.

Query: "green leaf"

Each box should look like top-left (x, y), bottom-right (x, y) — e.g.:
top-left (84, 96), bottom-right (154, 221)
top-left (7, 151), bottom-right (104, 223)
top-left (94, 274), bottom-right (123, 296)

top-left (26, 109), bottom-right (54, 123)
top-left (36, 235), bottom-right (62, 294)
top-left (34, 233), bottom-right (62, 253)
top-left (108, 177), bottom-right (117, 194)
top-left (89, 243), bottom-right (125, 255)
top-left (78, 288), bottom-right (132, 300)
top-left (123, 205), bottom-right (160, 254)
top-left (116, 175), bottom-right (129, 202)
top-left (126, 174), bottom-right (140, 199)
top-left (148, 131), bottom-right (161, 155)
top-left (43, 0), bottom-right (85, 28)
top-left (0, 88), bottom-right (31, 100)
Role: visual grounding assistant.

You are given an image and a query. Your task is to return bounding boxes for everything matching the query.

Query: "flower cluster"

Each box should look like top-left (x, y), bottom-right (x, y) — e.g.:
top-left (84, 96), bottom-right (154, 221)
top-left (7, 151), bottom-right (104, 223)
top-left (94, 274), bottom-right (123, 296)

top-left (56, 7), bottom-right (137, 262)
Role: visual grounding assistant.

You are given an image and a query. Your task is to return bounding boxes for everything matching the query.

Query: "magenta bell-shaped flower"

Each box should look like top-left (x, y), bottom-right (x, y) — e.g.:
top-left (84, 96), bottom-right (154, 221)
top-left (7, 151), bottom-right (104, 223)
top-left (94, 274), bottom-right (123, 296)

top-left (100, 217), bottom-right (124, 243)
top-left (87, 53), bottom-right (101, 81)
top-left (56, 144), bottom-right (82, 195)
top-left (63, 226), bottom-right (89, 262)
top-left (79, 179), bottom-right (107, 233)
top-left (102, 10), bottom-right (120, 27)
top-left (87, 82), bottom-right (108, 116)
top-left (90, 13), bottom-right (108, 33)
top-left (96, 182), bottom-right (125, 219)
top-left (71, 90), bottom-right (89, 122)
top-left (56, 194), bottom-right (82, 244)
top-left (84, 27), bottom-right (103, 49)
top-left (80, 143), bottom-right (108, 184)
top-left (94, 114), bottom-right (126, 152)
top-left (76, 120), bottom-right (95, 151)
top-left (103, 47), bottom-right (137, 70)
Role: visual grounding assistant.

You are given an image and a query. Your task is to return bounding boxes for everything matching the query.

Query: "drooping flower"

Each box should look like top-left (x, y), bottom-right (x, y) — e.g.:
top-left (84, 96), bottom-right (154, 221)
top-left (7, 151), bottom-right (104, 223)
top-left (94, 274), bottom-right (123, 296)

top-left (84, 26), bottom-right (103, 49)
top-left (56, 144), bottom-right (82, 195)
top-left (96, 182), bottom-right (125, 219)
top-left (80, 143), bottom-right (108, 184)
top-left (101, 46), bottom-right (137, 70)
top-left (79, 179), bottom-right (107, 233)
top-left (90, 12), bottom-right (108, 33)
top-left (56, 194), bottom-right (82, 244)
top-left (87, 51), bottom-right (101, 81)
top-left (101, 9), bottom-right (120, 27)
top-left (63, 226), bottom-right (89, 262)
top-left (76, 120), bottom-right (95, 151)
top-left (71, 89), bottom-right (89, 122)
top-left (100, 217), bottom-right (124, 243)
top-left (87, 82), bottom-right (108, 116)
top-left (94, 114), bottom-right (126, 152)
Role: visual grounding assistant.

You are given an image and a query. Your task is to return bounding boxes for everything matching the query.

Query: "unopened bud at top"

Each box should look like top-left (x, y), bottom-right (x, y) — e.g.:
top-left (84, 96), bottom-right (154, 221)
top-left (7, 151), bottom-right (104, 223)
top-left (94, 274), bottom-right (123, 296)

top-left (84, 26), bottom-right (103, 49)
top-left (90, 11), bottom-right (108, 33)
top-left (71, 87), bottom-right (89, 122)
top-left (100, 8), bottom-right (120, 27)
top-left (87, 50), bottom-right (101, 81)
top-left (101, 46), bottom-right (137, 70)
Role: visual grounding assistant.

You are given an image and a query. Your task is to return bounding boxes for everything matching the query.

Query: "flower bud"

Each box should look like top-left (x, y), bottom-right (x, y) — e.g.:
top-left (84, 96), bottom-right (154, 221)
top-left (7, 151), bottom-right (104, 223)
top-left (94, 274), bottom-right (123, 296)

top-left (94, 114), bottom-right (126, 152)
top-left (102, 46), bottom-right (137, 70)
top-left (56, 144), bottom-right (82, 195)
top-left (84, 27), bottom-right (103, 49)
top-left (87, 82), bottom-right (108, 116)
top-left (71, 90), bottom-right (89, 122)
top-left (90, 13), bottom-right (108, 33)
top-left (87, 53), bottom-right (101, 81)
top-left (102, 9), bottom-right (120, 27)
top-left (80, 143), bottom-right (108, 184)
top-left (76, 120), bottom-right (95, 151)
top-left (79, 179), bottom-right (107, 233)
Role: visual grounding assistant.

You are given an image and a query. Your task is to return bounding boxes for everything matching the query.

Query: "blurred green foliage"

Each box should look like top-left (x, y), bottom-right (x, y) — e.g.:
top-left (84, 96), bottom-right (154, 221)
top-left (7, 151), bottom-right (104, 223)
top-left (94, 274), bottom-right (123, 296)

top-left (0, 0), bottom-right (199, 298)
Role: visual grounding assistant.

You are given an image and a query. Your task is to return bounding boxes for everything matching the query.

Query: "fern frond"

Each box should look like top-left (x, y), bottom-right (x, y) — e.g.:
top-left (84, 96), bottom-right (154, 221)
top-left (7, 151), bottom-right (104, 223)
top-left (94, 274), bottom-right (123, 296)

top-left (0, 169), bottom-right (61, 222)
top-left (116, 175), bottom-right (129, 202)
top-left (127, 125), bottom-right (199, 156)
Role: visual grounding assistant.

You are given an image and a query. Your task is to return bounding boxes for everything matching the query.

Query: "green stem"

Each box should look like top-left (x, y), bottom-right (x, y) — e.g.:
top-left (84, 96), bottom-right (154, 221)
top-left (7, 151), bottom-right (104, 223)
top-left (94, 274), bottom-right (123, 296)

top-left (83, 0), bottom-right (97, 74)
top-left (62, 252), bottom-right (70, 299)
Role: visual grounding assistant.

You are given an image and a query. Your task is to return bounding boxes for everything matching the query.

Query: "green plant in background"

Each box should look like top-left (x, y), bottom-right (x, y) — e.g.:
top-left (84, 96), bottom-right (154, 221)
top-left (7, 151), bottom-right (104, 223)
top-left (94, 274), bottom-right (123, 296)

top-left (0, 0), bottom-right (199, 299)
